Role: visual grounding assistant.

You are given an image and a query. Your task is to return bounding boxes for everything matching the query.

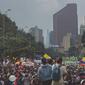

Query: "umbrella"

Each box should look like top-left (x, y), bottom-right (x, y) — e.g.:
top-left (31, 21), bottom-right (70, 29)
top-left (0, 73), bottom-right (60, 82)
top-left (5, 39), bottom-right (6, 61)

top-left (79, 61), bottom-right (85, 66)
top-left (79, 57), bottom-right (85, 66)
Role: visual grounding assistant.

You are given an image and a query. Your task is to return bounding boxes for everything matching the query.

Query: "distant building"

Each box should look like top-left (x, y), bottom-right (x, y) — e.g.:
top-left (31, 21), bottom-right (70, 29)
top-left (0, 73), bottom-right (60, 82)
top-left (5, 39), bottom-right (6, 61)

top-left (29, 26), bottom-right (44, 44)
top-left (80, 25), bottom-right (85, 36)
top-left (45, 29), bottom-right (50, 48)
top-left (49, 31), bottom-right (55, 46)
top-left (62, 33), bottom-right (71, 51)
top-left (53, 4), bottom-right (78, 47)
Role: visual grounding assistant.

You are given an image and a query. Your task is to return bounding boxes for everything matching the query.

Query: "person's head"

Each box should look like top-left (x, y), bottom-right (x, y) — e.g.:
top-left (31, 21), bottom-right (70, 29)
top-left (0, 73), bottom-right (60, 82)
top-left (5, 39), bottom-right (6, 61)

top-left (48, 58), bottom-right (53, 65)
top-left (81, 80), bottom-right (85, 85)
top-left (41, 58), bottom-right (47, 65)
top-left (56, 57), bottom-right (62, 64)
top-left (82, 82), bottom-right (85, 85)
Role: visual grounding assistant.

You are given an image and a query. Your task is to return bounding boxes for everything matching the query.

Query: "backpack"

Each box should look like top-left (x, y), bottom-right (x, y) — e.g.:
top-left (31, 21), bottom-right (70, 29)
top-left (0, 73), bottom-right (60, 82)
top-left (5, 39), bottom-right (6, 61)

top-left (52, 64), bottom-right (61, 81)
top-left (39, 65), bottom-right (52, 81)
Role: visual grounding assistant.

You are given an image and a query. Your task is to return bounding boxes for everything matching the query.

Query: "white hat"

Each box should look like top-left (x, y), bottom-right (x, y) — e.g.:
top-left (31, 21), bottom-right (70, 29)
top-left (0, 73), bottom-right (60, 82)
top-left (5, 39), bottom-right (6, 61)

top-left (9, 75), bottom-right (16, 82)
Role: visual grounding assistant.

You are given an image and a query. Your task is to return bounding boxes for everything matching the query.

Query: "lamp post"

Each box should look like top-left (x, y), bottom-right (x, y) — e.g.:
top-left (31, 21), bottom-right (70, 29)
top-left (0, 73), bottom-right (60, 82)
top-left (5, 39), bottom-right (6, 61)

top-left (2, 9), bottom-right (11, 57)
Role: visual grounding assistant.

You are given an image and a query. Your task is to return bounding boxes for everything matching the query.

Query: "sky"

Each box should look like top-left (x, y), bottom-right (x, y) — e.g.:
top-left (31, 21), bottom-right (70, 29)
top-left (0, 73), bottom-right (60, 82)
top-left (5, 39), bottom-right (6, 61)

top-left (0, 0), bottom-right (85, 45)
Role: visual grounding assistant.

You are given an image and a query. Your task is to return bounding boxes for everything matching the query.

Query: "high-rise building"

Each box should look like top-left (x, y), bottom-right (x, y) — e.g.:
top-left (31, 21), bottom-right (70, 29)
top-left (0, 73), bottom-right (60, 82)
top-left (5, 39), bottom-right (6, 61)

top-left (49, 31), bottom-right (55, 46)
top-left (29, 26), bottom-right (44, 44)
top-left (62, 33), bottom-right (71, 51)
top-left (80, 25), bottom-right (85, 36)
top-left (53, 4), bottom-right (78, 47)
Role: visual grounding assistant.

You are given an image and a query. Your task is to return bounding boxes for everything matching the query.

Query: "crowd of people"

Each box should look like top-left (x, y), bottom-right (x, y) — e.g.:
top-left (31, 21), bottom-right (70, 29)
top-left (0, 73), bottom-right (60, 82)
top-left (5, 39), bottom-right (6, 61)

top-left (0, 57), bottom-right (85, 85)
top-left (0, 58), bottom-right (39, 85)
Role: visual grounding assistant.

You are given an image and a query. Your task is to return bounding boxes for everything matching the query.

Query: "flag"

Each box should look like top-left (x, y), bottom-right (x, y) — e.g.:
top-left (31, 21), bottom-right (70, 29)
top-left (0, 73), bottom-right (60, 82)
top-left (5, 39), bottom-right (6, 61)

top-left (43, 53), bottom-right (51, 59)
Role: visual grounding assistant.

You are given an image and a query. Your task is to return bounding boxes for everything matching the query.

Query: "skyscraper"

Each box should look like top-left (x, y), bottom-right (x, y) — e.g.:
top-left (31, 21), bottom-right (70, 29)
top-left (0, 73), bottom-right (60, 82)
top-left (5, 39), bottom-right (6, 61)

top-left (29, 26), bottom-right (44, 44)
top-left (62, 33), bottom-right (71, 51)
top-left (49, 31), bottom-right (55, 46)
top-left (53, 4), bottom-right (78, 47)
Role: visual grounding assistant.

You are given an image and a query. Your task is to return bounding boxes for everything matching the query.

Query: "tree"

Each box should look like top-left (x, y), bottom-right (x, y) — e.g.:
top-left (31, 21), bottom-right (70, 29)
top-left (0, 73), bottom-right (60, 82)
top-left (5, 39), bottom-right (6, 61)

top-left (0, 14), bottom-right (45, 58)
top-left (81, 32), bottom-right (85, 47)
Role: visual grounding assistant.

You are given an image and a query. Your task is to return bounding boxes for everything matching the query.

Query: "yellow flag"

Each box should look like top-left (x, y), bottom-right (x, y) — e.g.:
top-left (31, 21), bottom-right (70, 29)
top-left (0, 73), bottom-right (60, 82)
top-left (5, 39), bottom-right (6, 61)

top-left (43, 53), bottom-right (51, 59)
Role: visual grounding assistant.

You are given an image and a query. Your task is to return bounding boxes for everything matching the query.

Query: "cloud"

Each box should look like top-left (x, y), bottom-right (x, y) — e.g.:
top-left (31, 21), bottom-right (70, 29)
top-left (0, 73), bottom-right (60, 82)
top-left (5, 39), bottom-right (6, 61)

top-left (36, 0), bottom-right (62, 14)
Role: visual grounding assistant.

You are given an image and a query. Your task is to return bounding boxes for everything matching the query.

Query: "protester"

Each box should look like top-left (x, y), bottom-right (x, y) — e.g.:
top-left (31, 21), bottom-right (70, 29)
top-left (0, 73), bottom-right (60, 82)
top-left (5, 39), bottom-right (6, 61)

top-left (37, 58), bottom-right (52, 85)
top-left (51, 57), bottom-right (67, 85)
top-left (24, 74), bottom-right (30, 85)
top-left (80, 80), bottom-right (85, 85)
top-left (0, 56), bottom-right (84, 85)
